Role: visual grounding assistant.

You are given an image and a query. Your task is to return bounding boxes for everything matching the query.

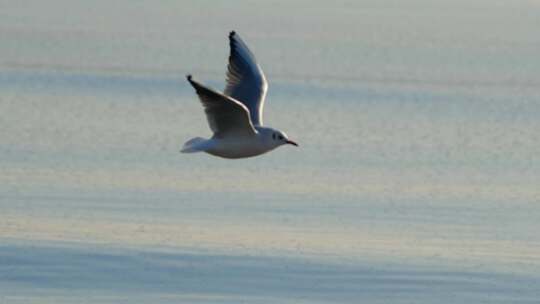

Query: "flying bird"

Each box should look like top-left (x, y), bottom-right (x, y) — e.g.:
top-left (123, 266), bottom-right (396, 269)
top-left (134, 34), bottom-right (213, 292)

top-left (182, 31), bottom-right (298, 159)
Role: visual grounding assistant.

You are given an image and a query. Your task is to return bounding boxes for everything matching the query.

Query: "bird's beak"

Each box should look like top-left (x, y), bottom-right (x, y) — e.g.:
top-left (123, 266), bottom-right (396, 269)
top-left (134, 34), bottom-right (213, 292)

top-left (286, 139), bottom-right (298, 147)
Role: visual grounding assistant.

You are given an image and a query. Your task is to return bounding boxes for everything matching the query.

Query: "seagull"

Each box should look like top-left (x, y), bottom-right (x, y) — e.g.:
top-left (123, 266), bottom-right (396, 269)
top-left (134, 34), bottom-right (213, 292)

top-left (181, 31), bottom-right (298, 159)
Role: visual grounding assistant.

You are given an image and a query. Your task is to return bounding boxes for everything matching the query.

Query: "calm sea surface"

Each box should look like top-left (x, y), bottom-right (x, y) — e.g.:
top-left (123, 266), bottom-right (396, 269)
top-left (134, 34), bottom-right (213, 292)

top-left (1, 1), bottom-right (539, 303)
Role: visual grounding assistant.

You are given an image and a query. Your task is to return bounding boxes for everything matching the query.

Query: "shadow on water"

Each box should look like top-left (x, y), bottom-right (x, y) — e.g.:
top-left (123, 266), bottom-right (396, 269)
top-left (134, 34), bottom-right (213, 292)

top-left (1, 242), bottom-right (538, 303)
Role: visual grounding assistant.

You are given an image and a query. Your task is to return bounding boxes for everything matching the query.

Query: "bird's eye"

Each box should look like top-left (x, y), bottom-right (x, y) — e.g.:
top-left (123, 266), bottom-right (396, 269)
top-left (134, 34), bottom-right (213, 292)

top-left (278, 135), bottom-right (283, 140)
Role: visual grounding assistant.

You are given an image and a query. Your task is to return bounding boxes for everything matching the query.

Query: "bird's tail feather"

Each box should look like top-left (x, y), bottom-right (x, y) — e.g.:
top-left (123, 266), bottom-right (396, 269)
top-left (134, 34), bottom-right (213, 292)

top-left (181, 137), bottom-right (209, 153)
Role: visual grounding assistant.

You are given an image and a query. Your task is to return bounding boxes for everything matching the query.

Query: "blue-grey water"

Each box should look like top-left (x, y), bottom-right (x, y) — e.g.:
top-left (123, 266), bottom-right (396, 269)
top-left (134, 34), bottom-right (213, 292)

top-left (1, 1), bottom-right (539, 303)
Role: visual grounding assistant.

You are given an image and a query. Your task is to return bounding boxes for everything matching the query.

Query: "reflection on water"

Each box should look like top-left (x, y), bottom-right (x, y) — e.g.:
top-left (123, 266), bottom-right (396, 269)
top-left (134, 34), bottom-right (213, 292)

top-left (1, 241), bottom-right (539, 303)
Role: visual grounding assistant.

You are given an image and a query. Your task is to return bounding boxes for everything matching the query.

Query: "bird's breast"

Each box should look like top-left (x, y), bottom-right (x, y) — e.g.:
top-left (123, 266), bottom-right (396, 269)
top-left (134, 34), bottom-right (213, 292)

top-left (205, 137), bottom-right (274, 159)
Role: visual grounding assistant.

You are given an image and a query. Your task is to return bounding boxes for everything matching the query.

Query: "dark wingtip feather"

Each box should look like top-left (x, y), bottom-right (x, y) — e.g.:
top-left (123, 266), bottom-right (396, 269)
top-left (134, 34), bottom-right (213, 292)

top-left (186, 74), bottom-right (198, 91)
top-left (228, 31), bottom-right (238, 56)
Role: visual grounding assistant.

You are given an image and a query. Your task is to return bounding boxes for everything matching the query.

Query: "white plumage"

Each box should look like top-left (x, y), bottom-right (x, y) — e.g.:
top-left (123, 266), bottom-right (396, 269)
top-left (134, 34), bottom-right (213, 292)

top-left (182, 31), bottom-right (297, 159)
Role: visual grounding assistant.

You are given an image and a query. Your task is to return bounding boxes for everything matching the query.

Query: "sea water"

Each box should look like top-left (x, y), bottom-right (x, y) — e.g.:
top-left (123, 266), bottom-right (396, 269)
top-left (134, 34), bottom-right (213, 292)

top-left (1, 1), bottom-right (539, 303)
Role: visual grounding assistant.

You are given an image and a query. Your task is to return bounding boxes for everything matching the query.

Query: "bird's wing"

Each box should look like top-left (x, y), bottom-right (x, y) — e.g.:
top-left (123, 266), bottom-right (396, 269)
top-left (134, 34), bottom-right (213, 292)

top-left (224, 31), bottom-right (268, 126)
top-left (187, 75), bottom-right (256, 138)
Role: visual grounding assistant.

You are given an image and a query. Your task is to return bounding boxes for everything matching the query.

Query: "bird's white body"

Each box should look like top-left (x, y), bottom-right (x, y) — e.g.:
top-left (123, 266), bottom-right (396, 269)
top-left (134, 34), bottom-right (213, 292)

top-left (182, 31), bottom-right (297, 159)
top-left (182, 127), bottom-right (289, 159)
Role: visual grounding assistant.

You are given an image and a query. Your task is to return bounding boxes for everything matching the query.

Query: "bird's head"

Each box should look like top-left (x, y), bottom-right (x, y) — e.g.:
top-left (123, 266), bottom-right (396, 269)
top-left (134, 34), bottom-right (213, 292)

top-left (261, 128), bottom-right (298, 148)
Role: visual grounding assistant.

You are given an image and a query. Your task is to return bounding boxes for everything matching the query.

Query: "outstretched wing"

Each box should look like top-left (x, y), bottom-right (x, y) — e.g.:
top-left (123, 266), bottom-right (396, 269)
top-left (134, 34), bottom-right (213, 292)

top-left (187, 75), bottom-right (256, 138)
top-left (224, 31), bottom-right (268, 126)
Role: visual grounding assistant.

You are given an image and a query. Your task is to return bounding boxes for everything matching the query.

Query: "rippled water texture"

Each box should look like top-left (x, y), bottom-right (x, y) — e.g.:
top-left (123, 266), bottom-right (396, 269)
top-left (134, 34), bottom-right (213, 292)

top-left (1, 1), bottom-right (539, 303)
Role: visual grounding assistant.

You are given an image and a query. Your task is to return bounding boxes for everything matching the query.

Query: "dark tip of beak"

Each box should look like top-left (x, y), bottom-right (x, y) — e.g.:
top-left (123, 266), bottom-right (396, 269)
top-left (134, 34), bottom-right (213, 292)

top-left (286, 140), bottom-right (298, 147)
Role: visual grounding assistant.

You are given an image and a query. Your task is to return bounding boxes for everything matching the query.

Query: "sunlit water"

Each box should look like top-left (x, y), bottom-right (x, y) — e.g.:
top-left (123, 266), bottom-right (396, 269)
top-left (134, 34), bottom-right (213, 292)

top-left (1, 1), bottom-right (539, 303)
